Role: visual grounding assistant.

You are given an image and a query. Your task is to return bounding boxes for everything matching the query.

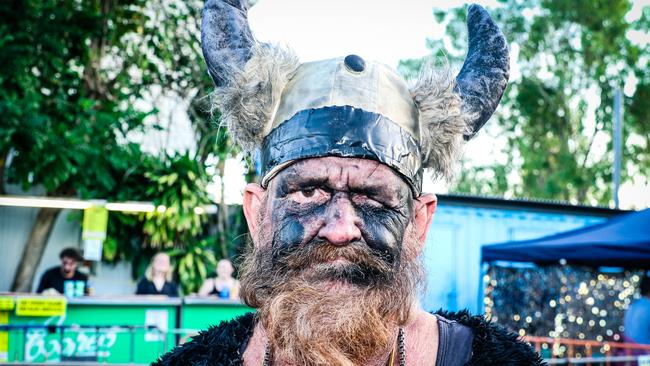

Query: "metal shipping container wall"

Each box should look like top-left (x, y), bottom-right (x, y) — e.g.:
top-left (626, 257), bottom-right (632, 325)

top-left (420, 197), bottom-right (612, 314)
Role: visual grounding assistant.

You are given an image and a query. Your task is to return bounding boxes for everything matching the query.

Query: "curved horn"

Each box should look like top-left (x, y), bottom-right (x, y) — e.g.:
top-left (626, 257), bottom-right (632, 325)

top-left (201, 0), bottom-right (255, 87)
top-left (455, 4), bottom-right (510, 140)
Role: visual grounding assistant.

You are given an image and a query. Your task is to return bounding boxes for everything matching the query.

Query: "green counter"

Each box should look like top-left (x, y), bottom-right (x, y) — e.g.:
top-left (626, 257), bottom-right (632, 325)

top-left (1, 295), bottom-right (180, 364)
top-left (0, 295), bottom-right (253, 364)
top-left (179, 297), bottom-right (253, 341)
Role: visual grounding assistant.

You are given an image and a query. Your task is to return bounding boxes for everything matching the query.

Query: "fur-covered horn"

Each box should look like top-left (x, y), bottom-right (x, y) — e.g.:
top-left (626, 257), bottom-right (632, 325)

top-left (201, 0), bottom-right (300, 153)
top-left (455, 4), bottom-right (510, 140)
top-left (412, 4), bottom-right (508, 180)
top-left (201, 0), bottom-right (254, 87)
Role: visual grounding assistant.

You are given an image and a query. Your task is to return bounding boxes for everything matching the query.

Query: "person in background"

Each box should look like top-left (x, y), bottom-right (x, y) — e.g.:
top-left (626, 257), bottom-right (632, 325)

top-left (135, 252), bottom-right (179, 297)
top-left (36, 247), bottom-right (88, 296)
top-left (198, 259), bottom-right (240, 300)
top-left (624, 275), bottom-right (650, 345)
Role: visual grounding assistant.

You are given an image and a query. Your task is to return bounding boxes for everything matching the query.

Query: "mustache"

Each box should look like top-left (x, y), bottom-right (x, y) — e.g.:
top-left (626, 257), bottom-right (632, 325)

top-left (270, 239), bottom-right (397, 286)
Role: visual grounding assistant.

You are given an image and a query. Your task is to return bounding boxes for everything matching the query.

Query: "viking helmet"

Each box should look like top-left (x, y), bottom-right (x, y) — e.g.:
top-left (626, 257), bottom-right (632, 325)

top-left (201, 0), bottom-right (510, 196)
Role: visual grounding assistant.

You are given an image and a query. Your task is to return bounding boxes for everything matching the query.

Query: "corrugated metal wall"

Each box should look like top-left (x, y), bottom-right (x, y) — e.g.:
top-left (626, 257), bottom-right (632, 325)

top-left (421, 204), bottom-right (605, 314)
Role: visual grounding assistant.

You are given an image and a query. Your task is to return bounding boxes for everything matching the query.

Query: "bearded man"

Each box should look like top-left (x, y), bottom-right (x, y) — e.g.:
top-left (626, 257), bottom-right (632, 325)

top-left (155, 0), bottom-right (545, 365)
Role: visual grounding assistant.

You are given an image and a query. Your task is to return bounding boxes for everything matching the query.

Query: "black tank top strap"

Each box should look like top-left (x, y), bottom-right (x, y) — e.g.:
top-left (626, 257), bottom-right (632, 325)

top-left (435, 315), bottom-right (474, 366)
top-left (209, 278), bottom-right (221, 295)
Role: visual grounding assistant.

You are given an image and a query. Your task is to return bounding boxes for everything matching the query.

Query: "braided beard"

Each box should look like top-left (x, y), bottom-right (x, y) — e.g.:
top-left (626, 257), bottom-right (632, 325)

top-left (239, 217), bottom-right (423, 365)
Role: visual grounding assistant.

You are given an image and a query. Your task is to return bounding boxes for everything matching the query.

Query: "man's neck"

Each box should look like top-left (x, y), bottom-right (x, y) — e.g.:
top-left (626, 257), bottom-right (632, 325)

top-left (152, 274), bottom-right (166, 289)
top-left (242, 309), bottom-right (439, 366)
top-left (60, 268), bottom-right (74, 279)
top-left (215, 276), bottom-right (231, 283)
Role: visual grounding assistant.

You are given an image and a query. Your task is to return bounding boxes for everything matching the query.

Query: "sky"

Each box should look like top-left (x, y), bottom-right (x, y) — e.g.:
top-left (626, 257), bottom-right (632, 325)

top-left (248, 0), bottom-right (474, 67)
top-left (182, 0), bottom-right (649, 209)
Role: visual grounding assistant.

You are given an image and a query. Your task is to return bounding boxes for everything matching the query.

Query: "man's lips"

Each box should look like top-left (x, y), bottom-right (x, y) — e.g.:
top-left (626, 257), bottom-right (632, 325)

top-left (308, 257), bottom-right (352, 270)
top-left (329, 256), bottom-right (351, 265)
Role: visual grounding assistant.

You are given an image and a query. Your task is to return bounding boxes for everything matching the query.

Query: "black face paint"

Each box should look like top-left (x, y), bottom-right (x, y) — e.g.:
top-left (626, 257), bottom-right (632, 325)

top-left (353, 198), bottom-right (412, 265)
top-left (267, 164), bottom-right (414, 279)
top-left (271, 215), bottom-right (306, 261)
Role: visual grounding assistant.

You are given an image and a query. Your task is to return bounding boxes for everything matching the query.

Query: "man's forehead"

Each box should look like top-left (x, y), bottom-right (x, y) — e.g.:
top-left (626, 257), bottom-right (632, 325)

top-left (271, 157), bottom-right (410, 193)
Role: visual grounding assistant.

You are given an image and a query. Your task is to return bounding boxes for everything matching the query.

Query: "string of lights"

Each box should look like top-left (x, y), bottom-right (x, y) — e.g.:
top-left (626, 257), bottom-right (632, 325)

top-left (484, 265), bottom-right (646, 357)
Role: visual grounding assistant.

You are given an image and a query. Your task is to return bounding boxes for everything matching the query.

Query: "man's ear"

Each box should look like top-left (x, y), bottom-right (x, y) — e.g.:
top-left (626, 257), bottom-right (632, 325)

top-left (243, 183), bottom-right (266, 245)
top-left (413, 193), bottom-right (437, 252)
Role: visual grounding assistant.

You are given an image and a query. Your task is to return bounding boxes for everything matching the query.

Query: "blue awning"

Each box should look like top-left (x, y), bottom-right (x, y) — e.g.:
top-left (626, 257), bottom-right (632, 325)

top-left (481, 209), bottom-right (650, 268)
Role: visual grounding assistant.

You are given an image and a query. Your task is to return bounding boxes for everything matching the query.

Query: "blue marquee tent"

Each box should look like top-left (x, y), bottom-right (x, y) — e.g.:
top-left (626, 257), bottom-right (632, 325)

top-left (481, 208), bottom-right (650, 268)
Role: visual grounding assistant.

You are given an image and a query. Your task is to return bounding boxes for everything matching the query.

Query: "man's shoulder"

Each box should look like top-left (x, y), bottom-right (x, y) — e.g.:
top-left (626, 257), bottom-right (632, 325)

top-left (638, 297), bottom-right (650, 309)
top-left (74, 270), bottom-right (89, 280)
top-left (42, 267), bottom-right (61, 277)
top-left (630, 298), bottom-right (650, 318)
top-left (152, 312), bottom-right (256, 366)
top-left (434, 310), bottom-right (546, 366)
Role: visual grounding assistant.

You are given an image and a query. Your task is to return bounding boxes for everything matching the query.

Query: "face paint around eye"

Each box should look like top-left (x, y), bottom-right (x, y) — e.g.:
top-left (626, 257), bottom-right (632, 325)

top-left (271, 218), bottom-right (306, 260)
top-left (269, 193), bottom-right (412, 271)
top-left (265, 157), bottom-right (416, 272)
top-left (350, 193), bottom-right (385, 209)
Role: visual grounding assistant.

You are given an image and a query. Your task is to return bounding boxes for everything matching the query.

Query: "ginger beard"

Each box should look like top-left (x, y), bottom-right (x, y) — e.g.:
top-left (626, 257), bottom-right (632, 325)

top-left (239, 209), bottom-right (424, 365)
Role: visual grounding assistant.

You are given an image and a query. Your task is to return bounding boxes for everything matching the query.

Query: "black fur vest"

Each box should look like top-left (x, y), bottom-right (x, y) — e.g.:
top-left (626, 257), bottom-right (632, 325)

top-left (153, 310), bottom-right (545, 365)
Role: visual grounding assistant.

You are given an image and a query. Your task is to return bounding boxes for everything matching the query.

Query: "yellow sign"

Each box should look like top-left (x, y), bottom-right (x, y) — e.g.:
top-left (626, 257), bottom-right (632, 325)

top-left (0, 311), bottom-right (8, 362)
top-left (15, 297), bottom-right (67, 317)
top-left (83, 206), bottom-right (109, 261)
top-left (82, 206), bottom-right (109, 240)
top-left (0, 297), bottom-right (14, 311)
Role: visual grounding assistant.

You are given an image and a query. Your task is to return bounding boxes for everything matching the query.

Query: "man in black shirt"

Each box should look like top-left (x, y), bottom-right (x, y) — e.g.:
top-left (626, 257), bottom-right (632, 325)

top-left (36, 247), bottom-right (88, 295)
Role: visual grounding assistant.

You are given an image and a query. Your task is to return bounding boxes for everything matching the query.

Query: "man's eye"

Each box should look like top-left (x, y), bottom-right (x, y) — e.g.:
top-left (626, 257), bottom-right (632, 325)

top-left (351, 193), bottom-right (384, 208)
top-left (289, 188), bottom-right (329, 203)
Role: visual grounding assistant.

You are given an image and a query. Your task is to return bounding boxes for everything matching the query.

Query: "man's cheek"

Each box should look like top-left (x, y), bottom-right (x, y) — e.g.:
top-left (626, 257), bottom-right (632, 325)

top-left (357, 210), bottom-right (410, 264)
top-left (272, 218), bottom-right (304, 254)
top-left (269, 204), bottom-right (326, 257)
top-left (361, 223), bottom-right (400, 264)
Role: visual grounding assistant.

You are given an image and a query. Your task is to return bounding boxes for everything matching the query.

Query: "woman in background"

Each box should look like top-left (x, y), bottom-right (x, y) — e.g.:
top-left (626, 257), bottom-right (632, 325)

top-left (136, 252), bottom-right (179, 297)
top-left (198, 259), bottom-right (240, 299)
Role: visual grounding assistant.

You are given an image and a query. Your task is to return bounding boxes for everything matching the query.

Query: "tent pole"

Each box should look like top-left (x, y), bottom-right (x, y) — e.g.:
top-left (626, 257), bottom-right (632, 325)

top-left (613, 88), bottom-right (623, 209)
top-left (477, 262), bottom-right (489, 314)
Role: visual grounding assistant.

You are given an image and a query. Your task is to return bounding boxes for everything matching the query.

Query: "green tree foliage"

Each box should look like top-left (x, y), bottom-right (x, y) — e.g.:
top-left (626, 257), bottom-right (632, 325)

top-left (0, 0), bottom-right (148, 197)
top-left (0, 0), bottom-right (240, 292)
top-left (168, 238), bottom-right (217, 294)
top-left (143, 153), bottom-right (210, 247)
top-left (0, 0), bottom-right (159, 291)
top-left (401, 0), bottom-right (649, 206)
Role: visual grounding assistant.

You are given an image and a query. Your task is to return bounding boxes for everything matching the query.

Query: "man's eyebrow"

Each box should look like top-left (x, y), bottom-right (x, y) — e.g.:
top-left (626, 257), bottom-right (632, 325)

top-left (362, 189), bottom-right (407, 205)
top-left (278, 172), bottom-right (329, 187)
top-left (350, 184), bottom-right (386, 196)
top-left (291, 176), bottom-right (329, 186)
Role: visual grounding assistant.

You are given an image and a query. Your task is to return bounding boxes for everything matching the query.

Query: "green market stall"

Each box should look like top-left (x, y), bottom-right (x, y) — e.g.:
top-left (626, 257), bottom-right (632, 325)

top-left (0, 294), bottom-right (254, 364)
top-left (0, 295), bottom-right (180, 364)
top-left (180, 297), bottom-right (252, 341)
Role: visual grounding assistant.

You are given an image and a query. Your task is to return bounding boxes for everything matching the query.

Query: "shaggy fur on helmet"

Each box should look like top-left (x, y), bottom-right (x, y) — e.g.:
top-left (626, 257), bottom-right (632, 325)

top-left (214, 48), bottom-right (475, 181)
top-left (203, 2), bottom-right (508, 185)
top-left (411, 62), bottom-right (475, 181)
top-left (212, 43), bottom-right (300, 154)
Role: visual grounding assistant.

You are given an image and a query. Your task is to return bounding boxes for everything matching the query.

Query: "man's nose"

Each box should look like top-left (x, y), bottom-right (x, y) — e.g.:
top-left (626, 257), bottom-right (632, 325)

top-left (317, 194), bottom-right (362, 245)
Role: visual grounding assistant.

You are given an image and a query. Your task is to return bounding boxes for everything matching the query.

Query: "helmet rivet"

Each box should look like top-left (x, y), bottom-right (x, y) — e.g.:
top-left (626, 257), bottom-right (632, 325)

top-left (344, 54), bottom-right (365, 73)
